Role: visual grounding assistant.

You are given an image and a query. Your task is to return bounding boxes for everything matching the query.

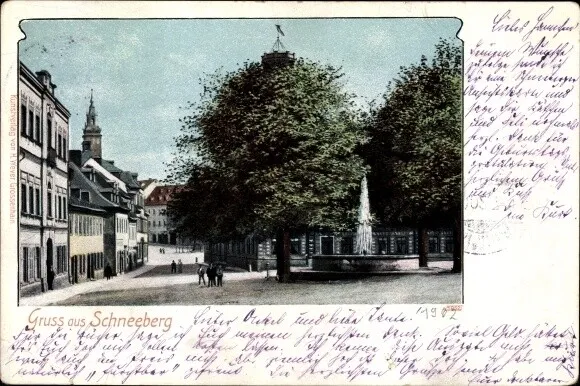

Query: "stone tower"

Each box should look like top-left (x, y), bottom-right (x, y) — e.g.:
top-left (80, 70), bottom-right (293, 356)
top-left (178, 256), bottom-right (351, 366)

top-left (82, 89), bottom-right (102, 160)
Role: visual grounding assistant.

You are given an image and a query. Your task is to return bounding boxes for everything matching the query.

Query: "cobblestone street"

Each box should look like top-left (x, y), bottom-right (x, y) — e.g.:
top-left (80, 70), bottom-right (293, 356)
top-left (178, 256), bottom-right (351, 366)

top-left (21, 246), bottom-right (461, 306)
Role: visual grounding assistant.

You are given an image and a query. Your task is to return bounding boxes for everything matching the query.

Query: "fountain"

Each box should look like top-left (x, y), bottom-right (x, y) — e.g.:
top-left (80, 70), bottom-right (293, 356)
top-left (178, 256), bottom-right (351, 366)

top-left (310, 175), bottom-right (380, 273)
top-left (355, 176), bottom-right (373, 255)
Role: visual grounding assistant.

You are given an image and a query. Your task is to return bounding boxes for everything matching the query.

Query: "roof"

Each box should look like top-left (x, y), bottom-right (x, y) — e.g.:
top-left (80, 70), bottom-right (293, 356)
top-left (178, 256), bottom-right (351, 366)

top-left (69, 162), bottom-right (126, 212)
top-left (101, 159), bottom-right (124, 174)
top-left (83, 158), bottom-right (127, 193)
top-left (139, 179), bottom-right (157, 189)
top-left (19, 61), bottom-right (71, 118)
top-left (145, 185), bottom-right (183, 206)
top-left (69, 196), bottom-right (107, 214)
top-left (120, 171), bottom-right (141, 190)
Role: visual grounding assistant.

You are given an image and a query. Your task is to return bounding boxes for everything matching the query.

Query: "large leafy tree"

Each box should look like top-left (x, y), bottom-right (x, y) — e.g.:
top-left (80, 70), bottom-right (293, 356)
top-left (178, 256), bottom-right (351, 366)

top-left (365, 39), bottom-right (462, 271)
top-left (167, 58), bottom-right (366, 281)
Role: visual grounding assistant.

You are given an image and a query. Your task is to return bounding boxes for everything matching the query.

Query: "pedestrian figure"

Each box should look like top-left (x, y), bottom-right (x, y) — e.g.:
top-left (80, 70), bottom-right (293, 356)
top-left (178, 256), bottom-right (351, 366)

top-left (159, 247), bottom-right (162, 254)
top-left (211, 264), bottom-right (218, 287)
top-left (47, 266), bottom-right (55, 290)
top-left (216, 265), bottom-right (224, 287)
top-left (104, 264), bottom-right (112, 280)
top-left (198, 265), bottom-right (206, 286)
top-left (178, 259), bottom-right (183, 273)
top-left (207, 263), bottom-right (214, 287)
top-left (171, 260), bottom-right (177, 274)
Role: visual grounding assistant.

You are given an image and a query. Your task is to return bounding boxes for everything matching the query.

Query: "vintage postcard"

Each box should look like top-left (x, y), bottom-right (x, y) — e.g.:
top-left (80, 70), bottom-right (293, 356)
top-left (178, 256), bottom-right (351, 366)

top-left (1, 1), bottom-right (578, 385)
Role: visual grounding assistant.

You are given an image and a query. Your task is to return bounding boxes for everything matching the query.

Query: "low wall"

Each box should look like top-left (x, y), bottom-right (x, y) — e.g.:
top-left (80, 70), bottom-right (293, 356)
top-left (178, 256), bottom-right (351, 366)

top-left (311, 254), bottom-right (453, 272)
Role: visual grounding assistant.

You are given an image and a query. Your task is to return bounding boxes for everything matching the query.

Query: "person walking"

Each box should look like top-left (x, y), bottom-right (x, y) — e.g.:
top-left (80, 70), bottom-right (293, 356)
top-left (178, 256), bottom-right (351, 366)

top-left (216, 265), bottom-right (224, 287)
top-left (171, 260), bottom-right (177, 274)
top-left (197, 265), bottom-right (206, 286)
top-left (104, 264), bottom-right (112, 280)
top-left (177, 259), bottom-right (183, 274)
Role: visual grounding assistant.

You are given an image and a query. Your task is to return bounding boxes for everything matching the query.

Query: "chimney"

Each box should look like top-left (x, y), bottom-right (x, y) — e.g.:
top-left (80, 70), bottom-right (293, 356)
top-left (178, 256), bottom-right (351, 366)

top-left (35, 70), bottom-right (57, 95)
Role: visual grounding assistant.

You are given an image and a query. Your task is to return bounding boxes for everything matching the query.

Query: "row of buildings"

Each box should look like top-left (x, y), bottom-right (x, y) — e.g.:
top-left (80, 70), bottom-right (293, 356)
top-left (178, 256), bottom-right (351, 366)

top-left (18, 62), bottom-right (152, 298)
top-left (205, 228), bottom-right (455, 272)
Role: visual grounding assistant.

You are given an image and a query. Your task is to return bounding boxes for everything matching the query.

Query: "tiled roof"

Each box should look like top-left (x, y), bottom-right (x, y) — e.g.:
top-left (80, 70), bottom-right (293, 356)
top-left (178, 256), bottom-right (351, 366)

top-left (144, 185), bottom-right (183, 205)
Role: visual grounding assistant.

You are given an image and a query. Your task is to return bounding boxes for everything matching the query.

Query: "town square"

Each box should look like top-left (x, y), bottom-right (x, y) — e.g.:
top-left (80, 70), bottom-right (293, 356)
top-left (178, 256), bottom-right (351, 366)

top-left (16, 18), bottom-right (463, 305)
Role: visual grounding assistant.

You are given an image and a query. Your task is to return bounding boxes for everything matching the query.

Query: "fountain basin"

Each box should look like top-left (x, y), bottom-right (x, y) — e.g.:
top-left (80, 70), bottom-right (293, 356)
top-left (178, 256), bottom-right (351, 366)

top-left (311, 254), bottom-right (443, 272)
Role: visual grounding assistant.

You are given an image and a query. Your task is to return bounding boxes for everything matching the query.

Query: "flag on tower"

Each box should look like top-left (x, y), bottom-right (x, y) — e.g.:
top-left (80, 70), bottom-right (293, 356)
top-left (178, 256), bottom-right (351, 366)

top-left (276, 24), bottom-right (285, 36)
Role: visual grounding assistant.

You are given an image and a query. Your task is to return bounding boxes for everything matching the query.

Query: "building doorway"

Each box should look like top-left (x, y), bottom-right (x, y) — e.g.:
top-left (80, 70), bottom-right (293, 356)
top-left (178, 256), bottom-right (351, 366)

top-left (46, 238), bottom-right (53, 269)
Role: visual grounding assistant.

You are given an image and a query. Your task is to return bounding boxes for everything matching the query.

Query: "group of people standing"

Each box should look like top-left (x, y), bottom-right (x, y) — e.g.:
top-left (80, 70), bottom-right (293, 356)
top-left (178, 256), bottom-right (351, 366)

top-left (171, 259), bottom-right (183, 274)
top-left (198, 263), bottom-right (223, 287)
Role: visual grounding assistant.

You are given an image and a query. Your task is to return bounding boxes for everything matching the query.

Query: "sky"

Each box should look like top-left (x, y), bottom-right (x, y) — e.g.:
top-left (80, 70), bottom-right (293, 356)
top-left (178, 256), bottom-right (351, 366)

top-left (19, 18), bottom-right (461, 181)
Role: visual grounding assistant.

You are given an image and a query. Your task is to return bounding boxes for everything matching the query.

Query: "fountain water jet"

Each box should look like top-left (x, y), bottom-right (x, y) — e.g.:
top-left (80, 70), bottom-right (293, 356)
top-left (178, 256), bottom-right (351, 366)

top-left (355, 176), bottom-right (373, 254)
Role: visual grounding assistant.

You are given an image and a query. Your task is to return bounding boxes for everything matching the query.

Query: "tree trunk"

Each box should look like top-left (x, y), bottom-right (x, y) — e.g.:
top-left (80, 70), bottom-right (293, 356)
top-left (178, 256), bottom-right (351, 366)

top-left (276, 228), bottom-right (291, 283)
top-left (452, 213), bottom-right (462, 273)
top-left (418, 227), bottom-right (428, 268)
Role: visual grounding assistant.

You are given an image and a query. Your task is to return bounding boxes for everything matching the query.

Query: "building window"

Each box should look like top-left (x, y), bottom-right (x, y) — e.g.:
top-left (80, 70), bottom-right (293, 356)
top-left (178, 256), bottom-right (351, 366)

top-left (395, 236), bottom-right (408, 254)
top-left (429, 236), bottom-right (440, 254)
top-left (28, 110), bottom-right (34, 138)
top-left (63, 138), bottom-right (67, 160)
top-left (35, 188), bottom-right (41, 216)
top-left (56, 246), bottom-right (67, 274)
top-left (47, 191), bottom-right (52, 217)
top-left (35, 115), bottom-right (41, 143)
top-left (378, 238), bottom-right (389, 255)
top-left (21, 183), bottom-right (27, 213)
top-left (57, 133), bottom-right (62, 158)
top-left (21, 247), bottom-right (29, 282)
top-left (20, 105), bottom-right (27, 136)
top-left (35, 247), bottom-right (41, 279)
top-left (28, 186), bottom-right (34, 214)
top-left (63, 197), bottom-right (67, 219)
top-left (47, 117), bottom-right (53, 149)
top-left (445, 237), bottom-right (454, 253)
top-left (81, 191), bottom-right (89, 202)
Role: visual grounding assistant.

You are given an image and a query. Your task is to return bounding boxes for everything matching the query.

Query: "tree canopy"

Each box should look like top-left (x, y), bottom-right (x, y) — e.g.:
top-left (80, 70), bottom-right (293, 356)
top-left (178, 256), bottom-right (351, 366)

top-left (365, 39), bottom-right (462, 228)
top-left (167, 58), bottom-right (366, 243)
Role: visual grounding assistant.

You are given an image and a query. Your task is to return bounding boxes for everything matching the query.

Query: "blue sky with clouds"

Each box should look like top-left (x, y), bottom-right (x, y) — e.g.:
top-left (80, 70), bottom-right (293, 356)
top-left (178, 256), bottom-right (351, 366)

top-left (19, 18), bottom-right (461, 180)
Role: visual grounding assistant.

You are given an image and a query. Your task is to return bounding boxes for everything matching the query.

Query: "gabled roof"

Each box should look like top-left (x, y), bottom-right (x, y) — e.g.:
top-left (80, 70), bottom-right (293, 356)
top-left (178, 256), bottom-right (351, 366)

top-left (83, 158), bottom-right (128, 193)
top-left (69, 162), bottom-right (126, 212)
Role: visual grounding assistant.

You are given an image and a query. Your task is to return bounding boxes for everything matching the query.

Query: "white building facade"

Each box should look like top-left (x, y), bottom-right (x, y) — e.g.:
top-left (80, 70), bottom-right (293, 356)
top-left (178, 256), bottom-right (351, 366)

top-left (19, 63), bottom-right (70, 297)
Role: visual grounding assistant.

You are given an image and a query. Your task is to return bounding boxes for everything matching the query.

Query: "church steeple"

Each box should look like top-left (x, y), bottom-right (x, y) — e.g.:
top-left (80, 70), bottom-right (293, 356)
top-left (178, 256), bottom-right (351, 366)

top-left (82, 89), bottom-right (102, 160)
